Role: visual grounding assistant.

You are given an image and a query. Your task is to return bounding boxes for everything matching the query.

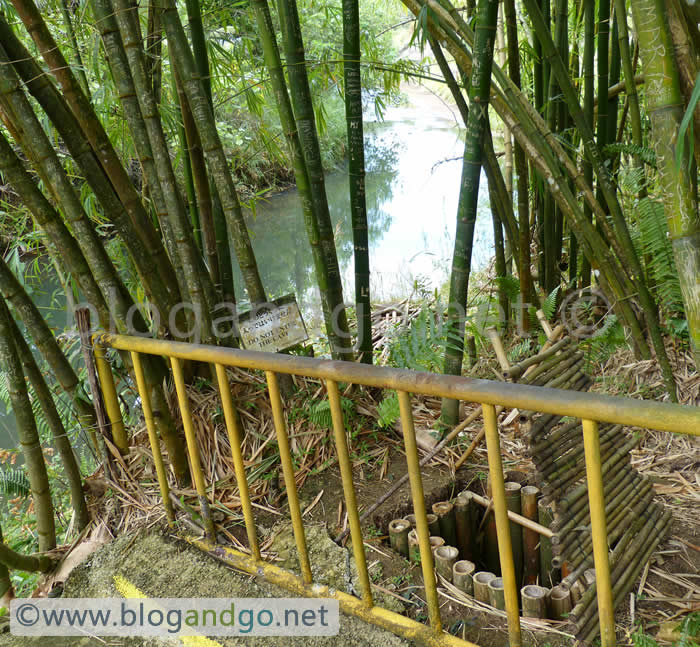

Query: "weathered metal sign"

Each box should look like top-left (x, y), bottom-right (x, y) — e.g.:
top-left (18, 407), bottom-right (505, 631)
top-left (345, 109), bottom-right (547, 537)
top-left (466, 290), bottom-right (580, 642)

top-left (238, 295), bottom-right (308, 353)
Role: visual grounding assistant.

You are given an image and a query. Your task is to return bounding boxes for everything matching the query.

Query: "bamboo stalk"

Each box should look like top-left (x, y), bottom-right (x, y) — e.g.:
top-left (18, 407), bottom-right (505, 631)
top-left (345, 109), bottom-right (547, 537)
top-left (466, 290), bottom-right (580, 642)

top-left (521, 486), bottom-right (540, 586)
top-left (453, 560), bottom-right (475, 594)
top-left (389, 519), bottom-right (411, 558)
top-left (434, 545), bottom-right (459, 582)
top-left (549, 585), bottom-right (572, 619)
top-left (474, 571), bottom-right (496, 603)
top-left (488, 577), bottom-right (506, 610)
top-left (433, 502), bottom-right (458, 547)
top-left (538, 498), bottom-right (555, 587)
top-left (507, 337), bottom-right (569, 378)
top-left (505, 482), bottom-right (523, 586)
top-left (521, 585), bottom-right (548, 618)
top-left (455, 491), bottom-right (473, 560)
top-left (427, 513), bottom-right (441, 537)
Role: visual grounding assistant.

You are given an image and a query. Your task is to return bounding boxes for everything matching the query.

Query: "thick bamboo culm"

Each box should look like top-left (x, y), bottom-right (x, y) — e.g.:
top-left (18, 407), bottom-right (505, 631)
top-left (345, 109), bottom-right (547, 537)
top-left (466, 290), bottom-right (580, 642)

top-left (538, 499), bottom-right (555, 587)
top-left (549, 585), bottom-right (572, 618)
top-left (473, 571), bottom-right (496, 603)
top-left (488, 577), bottom-right (506, 610)
top-left (408, 529), bottom-right (420, 564)
top-left (433, 502), bottom-right (458, 547)
top-left (453, 560), bottom-right (475, 594)
top-left (389, 519), bottom-right (411, 557)
top-left (434, 545), bottom-right (459, 582)
top-left (505, 482), bottom-right (523, 585)
top-left (521, 585), bottom-right (548, 618)
top-left (427, 513), bottom-right (441, 537)
top-left (455, 492), bottom-right (473, 559)
top-left (521, 486), bottom-right (540, 586)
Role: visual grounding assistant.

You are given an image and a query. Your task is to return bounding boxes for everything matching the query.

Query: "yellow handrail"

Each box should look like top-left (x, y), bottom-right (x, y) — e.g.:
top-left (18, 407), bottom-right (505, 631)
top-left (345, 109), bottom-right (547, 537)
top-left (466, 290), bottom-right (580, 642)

top-left (92, 332), bottom-right (700, 647)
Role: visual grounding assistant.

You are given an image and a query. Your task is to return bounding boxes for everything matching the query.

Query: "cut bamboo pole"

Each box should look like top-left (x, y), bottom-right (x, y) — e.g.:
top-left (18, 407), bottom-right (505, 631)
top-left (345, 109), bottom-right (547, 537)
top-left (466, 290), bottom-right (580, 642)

top-left (505, 482), bottom-right (523, 585)
top-left (430, 536), bottom-right (445, 552)
top-left (488, 576), bottom-right (506, 610)
top-left (433, 502), bottom-right (457, 547)
top-left (536, 309), bottom-right (553, 337)
top-left (455, 491), bottom-right (473, 559)
top-left (389, 519), bottom-right (411, 557)
top-left (468, 492), bottom-right (552, 537)
top-left (521, 585), bottom-right (548, 618)
top-left (538, 498), bottom-right (556, 587)
top-left (507, 337), bottom-right (570, 378)
top-left (434, 545), bottom-right (459, 582)
top-left (453, 560), bottom-right (475, 594)
top-left (474, 571), bottom-right (496, 603)
top-left (427, 513), bottom-right (441, 537)
top-left (405, 514), bottom-right (417, 527)
top-left (408, 529), bottom-right (420, 564)
top-left (549, 585), bottom-right (572, 619)
top-left (521, 486), bottom-right (540, 586)
top-left (487, 328), bottom-right (510, 372)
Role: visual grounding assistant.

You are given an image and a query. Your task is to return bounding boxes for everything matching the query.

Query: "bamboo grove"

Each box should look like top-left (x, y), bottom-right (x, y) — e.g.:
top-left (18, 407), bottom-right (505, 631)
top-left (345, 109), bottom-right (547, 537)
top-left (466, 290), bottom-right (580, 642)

top-left (0, 0), bottom-right (697, 590)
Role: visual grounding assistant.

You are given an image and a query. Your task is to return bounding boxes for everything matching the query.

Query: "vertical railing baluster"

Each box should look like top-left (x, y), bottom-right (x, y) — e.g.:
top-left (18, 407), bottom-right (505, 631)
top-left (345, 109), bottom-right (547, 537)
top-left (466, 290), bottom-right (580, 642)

top-left (170, 357), bottom-right (216, 541)
top-left (482, 403), bottom-right (522, 647)
top-left (582, 419), bottom-right (616, 647)
top-left (326, 379), bottom-right (373, 607)
top-left (94, 343), bottom-right (128, 454)
top-left (266, 371), bottom-right (312, 584)
top-left (397, 390), bottom-right (442, 632)
top-left (130, 351), bottom-right (175, 524)
top-left (214, 363), bottom-right (261, 561)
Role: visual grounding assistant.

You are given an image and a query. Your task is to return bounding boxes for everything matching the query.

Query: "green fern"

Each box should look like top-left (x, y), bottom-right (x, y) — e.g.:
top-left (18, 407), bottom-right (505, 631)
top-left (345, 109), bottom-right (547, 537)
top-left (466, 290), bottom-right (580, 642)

top-left (635, 198), bottom-right (684, 313)
top-left (388, 308), bottom-right (445, 373)
top-left (377, 393), bottom-right (400, 429)
top-left (603, 142), bottom-right (657, 168)
top-left (0, 469), bottom-right (31, 498)
top-left (542, 285), bottom-right (561, 321)
top-left (309, 397), bottom-right (354, 429)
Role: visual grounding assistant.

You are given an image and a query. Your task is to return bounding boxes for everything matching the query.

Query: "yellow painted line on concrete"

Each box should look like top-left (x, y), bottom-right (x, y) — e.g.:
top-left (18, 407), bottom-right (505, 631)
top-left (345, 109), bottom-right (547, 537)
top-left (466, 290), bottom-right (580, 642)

top-left (113, 574), bottom-right (223, 647)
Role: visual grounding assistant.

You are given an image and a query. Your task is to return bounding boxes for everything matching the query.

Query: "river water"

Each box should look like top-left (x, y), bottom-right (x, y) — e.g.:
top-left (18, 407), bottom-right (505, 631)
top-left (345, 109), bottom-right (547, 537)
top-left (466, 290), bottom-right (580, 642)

top-left (0, 83), bottom-right (495, 450)
top-left (232, 83), bottom-right (494, 324)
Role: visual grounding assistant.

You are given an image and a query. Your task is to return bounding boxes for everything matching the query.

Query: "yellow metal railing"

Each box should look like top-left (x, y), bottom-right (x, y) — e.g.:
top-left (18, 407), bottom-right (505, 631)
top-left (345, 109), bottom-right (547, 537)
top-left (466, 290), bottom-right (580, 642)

top-left (92, 332), bottom-right (700, 647)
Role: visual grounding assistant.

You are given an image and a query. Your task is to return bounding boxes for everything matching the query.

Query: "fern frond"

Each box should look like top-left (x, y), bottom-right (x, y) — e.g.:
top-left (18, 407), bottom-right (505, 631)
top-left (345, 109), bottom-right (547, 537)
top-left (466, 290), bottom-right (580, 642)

top-left (377, 393), bottom-right (400, 429)
top-left (603, 142), bottom-right (657, 167)
top-left (0, 469), bottom-right (31, 497)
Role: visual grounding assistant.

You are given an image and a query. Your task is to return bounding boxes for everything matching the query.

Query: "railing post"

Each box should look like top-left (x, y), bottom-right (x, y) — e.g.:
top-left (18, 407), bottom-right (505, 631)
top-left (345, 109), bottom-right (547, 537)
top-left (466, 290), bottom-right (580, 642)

top-left (214, 363), bottom-right (261, 561)
top-left (582, 419), bottom-right (616, 647)
top-left (130, 351), bottom-right (175, 524)
top-left (326, 379), bottom-right (373, 607)
top-left (265, 371), bottom-right (313, 584)
top-left (93, 343), bottom-right (128, 454)
top-left (482, 403), bottom-right (522, 647)
top-left (170, 357), bottom-right (216, 541)
top-left (397, 390), bottom-right (442, 633)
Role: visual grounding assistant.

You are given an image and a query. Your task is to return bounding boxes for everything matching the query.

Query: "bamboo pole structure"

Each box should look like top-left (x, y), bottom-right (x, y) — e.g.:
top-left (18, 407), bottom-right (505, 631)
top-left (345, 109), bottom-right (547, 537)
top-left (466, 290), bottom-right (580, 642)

top-left (521, 486), bottom-right (540, 586)
top-left (0, 301), bottom-right (56, 551)
top-left (433, 502), bottom-right (457, 547)
top-left (488, 577), bottom-right (506, 610)
top-left (454, 491), bottom-right (473, 559)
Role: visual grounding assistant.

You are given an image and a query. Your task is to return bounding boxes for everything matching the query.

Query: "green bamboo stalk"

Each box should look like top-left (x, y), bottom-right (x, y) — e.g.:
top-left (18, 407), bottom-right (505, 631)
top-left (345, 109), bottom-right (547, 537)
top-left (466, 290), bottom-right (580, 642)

top-left (6, 0), bottom-right (182, 307)
top-left (0, 300), bottom-right (56, 551)
top-left (342, 0), bottom-right (372, 363)
top-left (631, 0), bottom-right (700, 368)
top-left (250, 0), bottom-right (354, 358)
top-left (97, 0), bottom-right (217, 340)
top-left (160, 0), bottom-right (268, 305)
top-left (0, 132), bottom-right (190, 484)
top-left (4, 299), bottom-right (89, 531)
top-left (146, 0), bottom-right (163, 102)
top-left (504, 0), bottom-right (533, 330)
top-left (173, 69), bottom-right (219, 286)
top-left (0, 18), bottom-right (179, 317)
top-left (58, 0), bottom-right (90, 96)
top-left (0, 525), bottom-right (13, 603)
top-left (441, 0), bottom-right (499, 425)
top-left (275, 0), bottom-right (353, 359)
top-left (607, 10), bottom-right (621, 154)
top-left (0, 255), bottom-right (97, 437)
top-left (580, 0), bottom-right (594, 287)
top-left (522, 0), bottom-right (679, 398)
top-left (0, 531), bottom-right (54, 573)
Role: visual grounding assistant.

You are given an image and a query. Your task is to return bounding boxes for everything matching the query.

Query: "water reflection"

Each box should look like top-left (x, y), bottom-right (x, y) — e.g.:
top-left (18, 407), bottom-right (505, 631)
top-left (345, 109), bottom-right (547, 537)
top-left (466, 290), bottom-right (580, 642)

top-left (233, 89), bottom-right (494, 327)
